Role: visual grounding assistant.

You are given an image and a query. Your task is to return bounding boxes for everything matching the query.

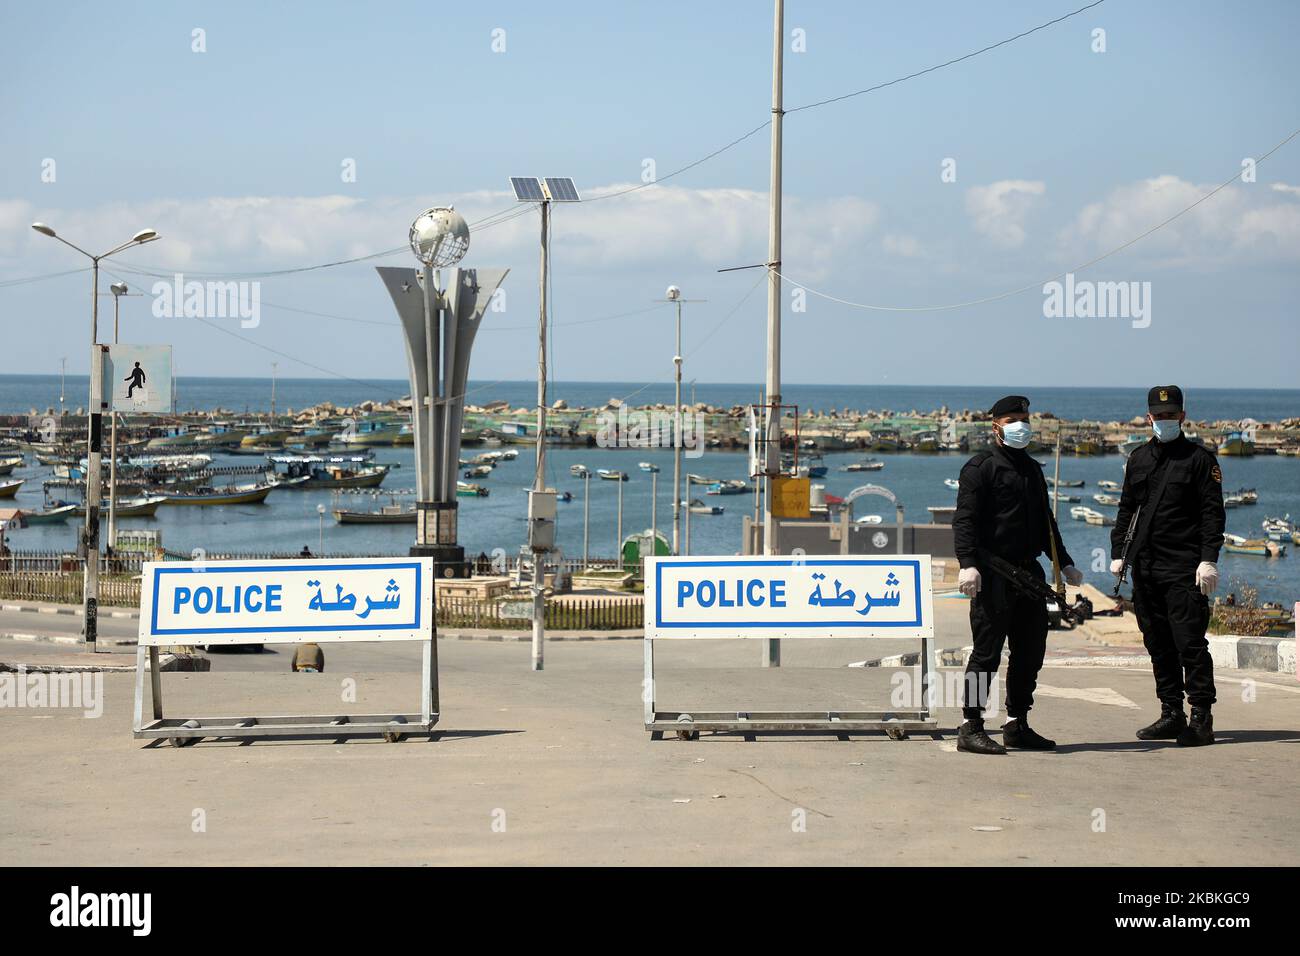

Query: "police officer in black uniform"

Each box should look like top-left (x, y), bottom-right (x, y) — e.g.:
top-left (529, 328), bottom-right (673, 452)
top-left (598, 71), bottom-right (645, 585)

top-left (1112, 386), bottom-right (1225, 746)
top-left (952, 395), bottom-right (1083, 755)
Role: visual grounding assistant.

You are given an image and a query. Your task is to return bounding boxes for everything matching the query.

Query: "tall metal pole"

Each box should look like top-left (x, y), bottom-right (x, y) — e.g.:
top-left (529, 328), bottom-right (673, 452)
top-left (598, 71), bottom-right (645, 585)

top-left (762, 0), bottom-right (785, 667)
top-left (672, 299), bottom-right (683, 554)
top-left (270, 361), bottom-right (278, 423)
top-left (59, 357), bottom-right (66, 417)
top-left (83, 259), bottom-right (102, 649)
top-left (107, 288), bottom-right (122, 552)
top-left (651, 469), bottom-right (658, 545)
top-left (616, 475), bottom-right (624, 567)
top-left (532, 199), bottom-right (551, 671)
top-left (684, 475), bottom-right (692, 556)
top-left (582, 470), bottom-right (590, 568)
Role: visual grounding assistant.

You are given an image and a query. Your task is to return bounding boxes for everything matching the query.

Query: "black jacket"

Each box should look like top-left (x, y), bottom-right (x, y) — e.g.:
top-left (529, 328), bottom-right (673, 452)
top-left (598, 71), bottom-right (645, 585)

top-left (1111, 434), bottom-right (1224, 570)
top-left (953, 445), bottom-right (1074, 571)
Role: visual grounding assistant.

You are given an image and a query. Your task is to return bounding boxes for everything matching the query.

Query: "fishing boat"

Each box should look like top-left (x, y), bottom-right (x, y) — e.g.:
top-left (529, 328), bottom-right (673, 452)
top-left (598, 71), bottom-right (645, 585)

top-left (1085, 511), bottom-right (1115, 526)
top-left (23, 503), bottom-right (77, 524)
top-left (597, 469), bottom-right (628, 481)
top-left (639, 462), bottom-right (660, 473)
top-left (334, 419), bottom-right (405, 446)
top-left (462, 464), bottom-right (493, 479)
top-left (682, 498), bottom-right (723, 515)
top-left (706, 479), bottom-right (749, 496)
top-left (866, 429), bottom-right (903, 453)
top-left (1094, 493), bottom-right (1121, 506)
top-left (1047, 477), bottom-right (1085, 488)
top-left (1097, 479), bottom-right (1121, 492)
top-left (456, 481), bottom-right (489, 497)
top-left (842, 459), bottom-right (884, 472)
top-left (160, 483), bottom-right (275, 506)
top-left (0, 456), bottom-right (23, 476)
top-left (0, 479), bottom-right (23, 499)
top-left (909, 430), bottom-right (940, 454)
top-left (570, 464), bottom-right (590, 478)
top-left (269, 456), bottom-right (389, 489)
top-left (855, 514), bottom-right (884, 524)
top-left (68, 495), bottom-right (166, 517)
top-left (1223, 533), bottom-right (1285, 557)
top-left (943, 478), bottom-right (960, 490)
top-left (239, 429), bottom-right (291, 449)
top-left (1262, 516), bottom-right (1293, 541)
top-left (1223, 494), bottom-right (1245, 508)
top-left (1231, 487), bottom-right (1258, 505)
top-left (334, 502), bottom-right (417, 524)
top-left (1070, 505), bottom-right (1103, 522)
top-left (1218, 430), bottom-right (1256, 457)
top-left (1051, 492), bottom-right (1082, 504)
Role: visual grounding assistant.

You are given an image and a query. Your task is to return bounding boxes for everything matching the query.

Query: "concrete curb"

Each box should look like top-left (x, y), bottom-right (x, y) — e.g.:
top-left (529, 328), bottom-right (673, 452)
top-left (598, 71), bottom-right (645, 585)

top-left (0, 654), bottom-right (210, 674)
top-left (1209, 635), bottom-right (1296, 676)
top-left (1, 602), bottom-right (138, 620)
top-left (1, 631), bottom-right (136, 647)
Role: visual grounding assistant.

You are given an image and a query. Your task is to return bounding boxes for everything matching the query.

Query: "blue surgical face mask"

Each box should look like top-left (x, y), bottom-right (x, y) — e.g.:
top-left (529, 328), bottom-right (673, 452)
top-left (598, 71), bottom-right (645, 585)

top-left (1152, 419), bottom-right (1181, 442)
top-left (999, 421), bottom-right (1032, 449)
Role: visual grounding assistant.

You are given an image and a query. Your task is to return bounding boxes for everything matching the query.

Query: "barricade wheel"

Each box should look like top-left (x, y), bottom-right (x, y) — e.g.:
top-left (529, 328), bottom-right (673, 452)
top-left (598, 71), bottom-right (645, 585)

top-left (169, 736), bottom-right (199, 748)
top-left (383, 730), bottom-right (405, 743)
top-left (886, 726), bottom-right (907, 741)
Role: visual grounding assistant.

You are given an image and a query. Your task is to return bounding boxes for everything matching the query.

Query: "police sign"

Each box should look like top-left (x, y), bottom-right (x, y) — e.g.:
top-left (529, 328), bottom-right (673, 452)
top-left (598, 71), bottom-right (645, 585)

top-left (644, 555), bottom-right (933, 640)
top-left (139, 557), bottom-right (431, 646)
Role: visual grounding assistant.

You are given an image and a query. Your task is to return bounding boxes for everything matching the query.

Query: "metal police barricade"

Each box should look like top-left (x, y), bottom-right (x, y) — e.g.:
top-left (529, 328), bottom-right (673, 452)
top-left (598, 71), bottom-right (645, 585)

top-left (134, 557), bottom-right (437, 746)
top-left (643, 555), bottom-right (937, 741)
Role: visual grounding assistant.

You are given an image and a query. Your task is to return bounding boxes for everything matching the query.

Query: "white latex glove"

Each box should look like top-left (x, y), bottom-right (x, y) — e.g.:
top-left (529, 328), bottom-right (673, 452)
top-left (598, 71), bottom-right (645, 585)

top-left (958, 567), bottom-right (982, 597)
top-left (1109, 558), bottom-right (1124, 576)
top-left (1195, 561), bottom-right (1219, 596)
top-left (1062, 564), bottom-right (1083, 586)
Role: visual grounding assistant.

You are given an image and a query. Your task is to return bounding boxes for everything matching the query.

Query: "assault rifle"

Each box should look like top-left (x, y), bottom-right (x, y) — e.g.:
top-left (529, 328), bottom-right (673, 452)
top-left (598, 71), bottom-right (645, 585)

top-left (977, 549), bottom-right (1092, 627)
top-left (1112, 505), bottom-right (1142, 602)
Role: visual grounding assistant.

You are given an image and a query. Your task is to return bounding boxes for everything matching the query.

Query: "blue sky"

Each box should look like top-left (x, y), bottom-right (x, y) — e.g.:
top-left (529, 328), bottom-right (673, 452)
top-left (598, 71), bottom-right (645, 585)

top-left (2, 0), bottom-right (1298, 389)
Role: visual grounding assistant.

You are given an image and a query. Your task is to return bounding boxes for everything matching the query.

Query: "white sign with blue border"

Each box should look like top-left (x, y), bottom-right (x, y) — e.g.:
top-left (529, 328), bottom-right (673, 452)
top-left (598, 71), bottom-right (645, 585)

top-left (138, 557), bottom-right (431, 646)
top-left (644, 555), bottom-right (933, 640)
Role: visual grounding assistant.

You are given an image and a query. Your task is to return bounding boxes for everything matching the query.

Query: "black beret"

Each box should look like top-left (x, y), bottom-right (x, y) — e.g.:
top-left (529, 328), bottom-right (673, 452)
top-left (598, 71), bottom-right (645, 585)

top-left (1148, 385), bottom-right (1183, 413)
top-left (988, 395), bottom-right (1030, 417)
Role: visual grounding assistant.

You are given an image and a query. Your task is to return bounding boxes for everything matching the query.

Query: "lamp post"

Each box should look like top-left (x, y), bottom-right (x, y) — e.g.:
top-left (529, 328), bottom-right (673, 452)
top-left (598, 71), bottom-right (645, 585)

top-left (582, 470), bottom-right (590, 568)
top-left (31, 222), bottom-right (158, 649)
top-left (317, 503), bottom-right (326, 554)
top-left (107, 282), bottom-right (129, 550)
top-left (658, 287), bottom-right (705, 555)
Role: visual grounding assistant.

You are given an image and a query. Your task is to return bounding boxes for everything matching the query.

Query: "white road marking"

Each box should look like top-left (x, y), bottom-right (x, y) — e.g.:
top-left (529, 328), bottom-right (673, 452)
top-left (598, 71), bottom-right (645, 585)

top-left (1034, 685), bottom-right (1140, 709)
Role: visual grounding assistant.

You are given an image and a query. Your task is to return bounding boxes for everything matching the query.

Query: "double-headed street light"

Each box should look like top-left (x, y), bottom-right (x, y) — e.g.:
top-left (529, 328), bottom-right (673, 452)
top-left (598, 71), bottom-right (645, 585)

top-left (657, 286), bottom-right (705, 556)
top-left (31, 222), bottom-right (159, 649)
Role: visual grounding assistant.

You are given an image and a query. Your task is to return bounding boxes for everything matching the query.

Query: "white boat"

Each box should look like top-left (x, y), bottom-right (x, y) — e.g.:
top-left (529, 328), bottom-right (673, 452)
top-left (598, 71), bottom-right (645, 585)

top-left (1085, 511), bottom-right (1115, 527)
top-left (639, 462), bottom-right (660, 473)
top-left (1070, 505), bottom-right (1103, 522)
top-left (570, 464), bottom-right (590, 477)
top-left (597, 468), bottom-right (628, 481)
top-left (943, 478), bottom-right (960, 490)
top-left (1097, 480), bottom-right (1121, 492)
top-left (1051, 492), bottom-right (1081, 503)
top-left (855, 514), bottom-right (884, 524)
top-left (842, 459), bottom-right (884, 472)
top-left (682, 498), bottom-right (723, 515)
top-left (1094, 494), bottom-right (1121, 506)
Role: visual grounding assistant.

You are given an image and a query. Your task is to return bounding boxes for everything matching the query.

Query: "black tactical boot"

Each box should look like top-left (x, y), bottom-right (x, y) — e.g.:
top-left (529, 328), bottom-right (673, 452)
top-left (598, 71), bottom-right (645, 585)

top-left (1136, 704), bottom-right (1187, 740)
top-left (956, 718), bottom-right (1006, 755)
top-left (1176, 706), bottom-right (1215, 746)
top-left (1002, 717), bottom-right (1055, 750)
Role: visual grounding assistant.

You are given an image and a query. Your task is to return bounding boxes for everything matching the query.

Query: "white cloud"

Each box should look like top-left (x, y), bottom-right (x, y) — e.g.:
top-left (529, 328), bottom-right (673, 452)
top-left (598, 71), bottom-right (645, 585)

top-left (10, 185), bottom-right (878, 282)
top-left (1270, 182), bottom-right (1300, 199)
top-left (882, 234), bottom-right (924, 258)
top-left (1059, 175), bottom-right (1300, 264)
top-left (964, 179), bottom-right (1045, 248)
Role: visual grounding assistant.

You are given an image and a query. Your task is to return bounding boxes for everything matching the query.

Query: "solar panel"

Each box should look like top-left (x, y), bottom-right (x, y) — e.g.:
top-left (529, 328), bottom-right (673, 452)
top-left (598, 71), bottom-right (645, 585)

top-left (510, 176), bottom-right (545, 202)
top-left (544, 177), bottom-right (581, 202)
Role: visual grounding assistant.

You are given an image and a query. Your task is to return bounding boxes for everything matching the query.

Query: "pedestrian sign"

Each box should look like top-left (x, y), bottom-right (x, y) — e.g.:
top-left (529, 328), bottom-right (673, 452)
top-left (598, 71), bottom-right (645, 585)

top-left (102, 344), bottom-right (172, 413)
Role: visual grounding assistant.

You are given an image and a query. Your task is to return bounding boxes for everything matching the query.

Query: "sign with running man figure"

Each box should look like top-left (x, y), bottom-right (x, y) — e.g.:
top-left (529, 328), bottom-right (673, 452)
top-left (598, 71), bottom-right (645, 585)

top-left (102, 344), bottom-right (173, 413)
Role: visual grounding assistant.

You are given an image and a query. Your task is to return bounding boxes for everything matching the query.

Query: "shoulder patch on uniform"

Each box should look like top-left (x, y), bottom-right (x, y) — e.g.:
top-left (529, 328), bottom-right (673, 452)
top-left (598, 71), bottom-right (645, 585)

top-left (1211, 464), bottom-right (1222, 483)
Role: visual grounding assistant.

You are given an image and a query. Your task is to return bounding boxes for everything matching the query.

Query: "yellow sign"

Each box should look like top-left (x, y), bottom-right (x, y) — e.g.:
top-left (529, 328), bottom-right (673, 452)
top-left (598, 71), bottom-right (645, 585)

top-left (771, 477), bottom-right (811, 519)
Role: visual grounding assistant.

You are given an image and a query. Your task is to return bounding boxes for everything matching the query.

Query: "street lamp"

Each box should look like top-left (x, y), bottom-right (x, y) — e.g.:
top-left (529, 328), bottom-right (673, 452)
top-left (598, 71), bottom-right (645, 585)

top-left (656, 286), bottom-right (704, 555)
top-left (107, 282), bottom-right (130, 549)
top-left (31, 222), bottom-right (158, 649)
top-left (317, 503), bottom-right (326, 553)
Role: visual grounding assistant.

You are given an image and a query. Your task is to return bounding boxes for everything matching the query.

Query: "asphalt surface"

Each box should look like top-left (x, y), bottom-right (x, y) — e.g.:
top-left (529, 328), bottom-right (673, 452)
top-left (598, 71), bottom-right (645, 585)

top-left (2, 597), bottom-right (1297, 866)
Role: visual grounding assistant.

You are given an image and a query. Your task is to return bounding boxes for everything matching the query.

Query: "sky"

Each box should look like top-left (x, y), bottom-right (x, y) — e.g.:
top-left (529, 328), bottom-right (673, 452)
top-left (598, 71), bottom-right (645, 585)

top-left (1, 0), bottom-right (1298, 391)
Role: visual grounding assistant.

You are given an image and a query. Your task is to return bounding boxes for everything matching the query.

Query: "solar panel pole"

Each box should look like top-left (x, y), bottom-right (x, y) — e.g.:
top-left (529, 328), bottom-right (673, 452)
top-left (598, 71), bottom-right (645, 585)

top-left (762, 0), bottom-right (785, 667)
top-left (532, 197), bottom-right (550, 671)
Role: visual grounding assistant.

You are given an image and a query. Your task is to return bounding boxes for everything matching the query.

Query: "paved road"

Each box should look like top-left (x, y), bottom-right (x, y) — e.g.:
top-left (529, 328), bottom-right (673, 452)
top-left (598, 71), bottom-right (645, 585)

top-left (2, 611), bottom-right (1297, 865)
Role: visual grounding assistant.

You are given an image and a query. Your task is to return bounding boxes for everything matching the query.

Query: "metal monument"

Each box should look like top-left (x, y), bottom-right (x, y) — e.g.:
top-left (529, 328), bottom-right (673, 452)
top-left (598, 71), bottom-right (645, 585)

top-left (377, 206), bottom-right (508, 577)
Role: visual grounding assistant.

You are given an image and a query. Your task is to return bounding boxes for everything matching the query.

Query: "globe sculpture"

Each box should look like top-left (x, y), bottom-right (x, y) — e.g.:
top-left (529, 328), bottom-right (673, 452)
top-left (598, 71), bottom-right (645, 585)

top-left (409, 206), bottom-right (470, 268)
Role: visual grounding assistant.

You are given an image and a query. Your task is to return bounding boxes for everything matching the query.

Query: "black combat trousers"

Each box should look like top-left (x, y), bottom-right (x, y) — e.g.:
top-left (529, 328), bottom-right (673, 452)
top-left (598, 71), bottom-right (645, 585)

top-left (962, 559), bottom-right (1049, 720)
top-left (1132, 564), bottom-right (1216, 708)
